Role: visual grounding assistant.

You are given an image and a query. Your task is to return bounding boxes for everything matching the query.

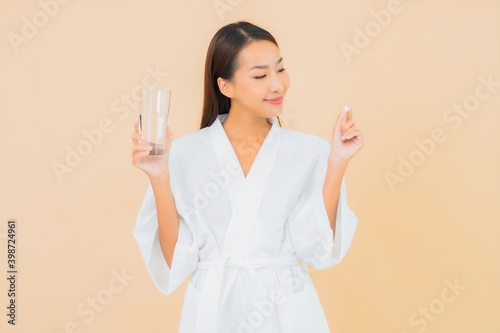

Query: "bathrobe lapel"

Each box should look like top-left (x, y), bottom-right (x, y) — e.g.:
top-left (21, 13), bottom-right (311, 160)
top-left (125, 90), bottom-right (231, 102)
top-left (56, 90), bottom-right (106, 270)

top-left (195, 114), bottom-right (282, 332)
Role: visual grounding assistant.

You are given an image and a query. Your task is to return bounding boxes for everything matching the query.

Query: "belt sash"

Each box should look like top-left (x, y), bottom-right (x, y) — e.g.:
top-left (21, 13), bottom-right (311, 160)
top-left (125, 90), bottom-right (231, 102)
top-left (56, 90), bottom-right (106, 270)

top-left (194, 255), bottom-right (302, 332)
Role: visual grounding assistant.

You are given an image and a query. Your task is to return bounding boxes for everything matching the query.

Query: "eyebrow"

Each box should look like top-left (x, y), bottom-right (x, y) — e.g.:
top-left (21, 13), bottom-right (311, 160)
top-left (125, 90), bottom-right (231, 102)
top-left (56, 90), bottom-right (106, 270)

top-left (249, 57), bottom-right (283, 71)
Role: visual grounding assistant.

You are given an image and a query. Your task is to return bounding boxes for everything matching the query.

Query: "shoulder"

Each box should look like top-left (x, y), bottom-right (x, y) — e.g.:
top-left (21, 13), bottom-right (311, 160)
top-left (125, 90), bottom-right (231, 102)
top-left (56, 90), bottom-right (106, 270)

top-left (280, 127), bottom-right (331, 158)
top-left (168, 126), bottom-right (211, 168)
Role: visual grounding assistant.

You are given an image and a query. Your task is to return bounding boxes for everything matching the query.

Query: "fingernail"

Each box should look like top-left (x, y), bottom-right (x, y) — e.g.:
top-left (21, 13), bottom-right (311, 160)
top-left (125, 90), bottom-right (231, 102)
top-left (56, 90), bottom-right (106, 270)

top-left (343, 105), bottom-right (351, 112)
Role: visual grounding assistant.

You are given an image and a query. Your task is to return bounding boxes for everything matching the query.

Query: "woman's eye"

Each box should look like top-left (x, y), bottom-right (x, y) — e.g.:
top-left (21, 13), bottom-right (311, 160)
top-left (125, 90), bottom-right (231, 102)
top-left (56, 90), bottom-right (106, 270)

top-left (254, 68), bottom-right (286, 79)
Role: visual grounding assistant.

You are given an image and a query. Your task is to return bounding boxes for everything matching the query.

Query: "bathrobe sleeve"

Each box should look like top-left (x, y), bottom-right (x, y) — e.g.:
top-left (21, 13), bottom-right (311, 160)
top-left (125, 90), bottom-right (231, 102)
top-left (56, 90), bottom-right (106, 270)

top-left (133, 142), bottom-right (199, 295)
top-left (287, 140), bottom-right (358, 270)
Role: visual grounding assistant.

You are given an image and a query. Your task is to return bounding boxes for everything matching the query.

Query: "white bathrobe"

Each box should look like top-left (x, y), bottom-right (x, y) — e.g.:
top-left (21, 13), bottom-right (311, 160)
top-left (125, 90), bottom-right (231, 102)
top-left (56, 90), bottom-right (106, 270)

top-left (133, 114), bottom-right (358, 332)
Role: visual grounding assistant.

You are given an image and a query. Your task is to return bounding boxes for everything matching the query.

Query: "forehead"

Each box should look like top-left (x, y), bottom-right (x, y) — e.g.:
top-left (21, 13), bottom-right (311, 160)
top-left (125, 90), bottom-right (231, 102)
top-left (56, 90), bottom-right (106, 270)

top-left (237, 40), bottom-right (281, 68)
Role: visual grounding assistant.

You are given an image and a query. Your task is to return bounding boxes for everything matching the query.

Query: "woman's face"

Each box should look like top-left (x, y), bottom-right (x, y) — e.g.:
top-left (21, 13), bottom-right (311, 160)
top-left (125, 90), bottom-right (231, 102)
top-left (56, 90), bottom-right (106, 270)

top-left (221, 40), bottom-right (290, 119)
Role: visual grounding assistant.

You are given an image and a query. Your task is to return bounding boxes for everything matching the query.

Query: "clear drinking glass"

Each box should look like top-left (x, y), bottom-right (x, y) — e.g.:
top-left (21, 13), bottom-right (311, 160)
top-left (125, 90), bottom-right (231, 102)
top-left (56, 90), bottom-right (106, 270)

top-left (139, 88), bottom-right (171, 155)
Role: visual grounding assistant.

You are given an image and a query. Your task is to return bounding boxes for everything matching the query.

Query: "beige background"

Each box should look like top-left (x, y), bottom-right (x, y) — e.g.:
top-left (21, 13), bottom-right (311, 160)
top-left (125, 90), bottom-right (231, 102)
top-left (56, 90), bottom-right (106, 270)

top-left (1, 0), bottom-right (499, 332)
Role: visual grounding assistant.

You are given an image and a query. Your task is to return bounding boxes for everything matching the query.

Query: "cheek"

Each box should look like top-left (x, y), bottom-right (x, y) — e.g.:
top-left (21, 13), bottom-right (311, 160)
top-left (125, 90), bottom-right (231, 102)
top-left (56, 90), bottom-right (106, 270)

top-left (282, 73), bottom-right (290, 90)
top-left (244, 80), bottom-right (266, 99)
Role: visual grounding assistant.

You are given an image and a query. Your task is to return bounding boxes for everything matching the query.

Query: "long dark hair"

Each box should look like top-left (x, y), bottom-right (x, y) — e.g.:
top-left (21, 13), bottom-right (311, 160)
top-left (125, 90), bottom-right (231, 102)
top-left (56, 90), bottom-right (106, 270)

top-left (200, 21), bottom-right (278, 129)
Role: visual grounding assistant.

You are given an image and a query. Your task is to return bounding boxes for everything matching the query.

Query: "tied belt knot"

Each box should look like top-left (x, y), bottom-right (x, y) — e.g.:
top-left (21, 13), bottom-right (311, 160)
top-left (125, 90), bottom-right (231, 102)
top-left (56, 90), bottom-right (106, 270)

top-left (193, 254), bottom-right (303, 332)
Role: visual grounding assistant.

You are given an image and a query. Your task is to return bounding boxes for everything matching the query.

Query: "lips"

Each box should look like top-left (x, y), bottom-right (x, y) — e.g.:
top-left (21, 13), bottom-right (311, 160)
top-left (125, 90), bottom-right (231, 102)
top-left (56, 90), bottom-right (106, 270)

top-left (264, 96), bottom-right (283, 105)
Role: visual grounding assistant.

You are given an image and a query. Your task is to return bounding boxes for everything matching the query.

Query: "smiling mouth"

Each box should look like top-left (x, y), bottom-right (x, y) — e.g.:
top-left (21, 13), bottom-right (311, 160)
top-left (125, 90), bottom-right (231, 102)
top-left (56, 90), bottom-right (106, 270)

top-left (264, 96), bottom-right (283, 104)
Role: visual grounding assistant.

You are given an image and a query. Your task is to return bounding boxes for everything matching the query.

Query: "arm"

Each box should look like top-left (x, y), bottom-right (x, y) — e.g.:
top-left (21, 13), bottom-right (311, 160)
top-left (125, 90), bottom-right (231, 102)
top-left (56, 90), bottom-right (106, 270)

top-left (149, 172), bottom-right (179, 269)
top-left (133, 122), bottom-right (199, 294)
top-left (322, 157), bottom-right (349, 236)
top-left (324, 106), bottom-right (363, 236)
top-left (287, 150), bottom-right (358, 270)
top-left (132, 120), bottom-right (179, 268)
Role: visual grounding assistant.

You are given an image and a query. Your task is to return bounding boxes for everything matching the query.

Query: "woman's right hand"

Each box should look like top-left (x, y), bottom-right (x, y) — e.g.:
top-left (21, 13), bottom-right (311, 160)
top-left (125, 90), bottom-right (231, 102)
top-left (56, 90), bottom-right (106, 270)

top-left (131, 119), bottom-right (173, 181)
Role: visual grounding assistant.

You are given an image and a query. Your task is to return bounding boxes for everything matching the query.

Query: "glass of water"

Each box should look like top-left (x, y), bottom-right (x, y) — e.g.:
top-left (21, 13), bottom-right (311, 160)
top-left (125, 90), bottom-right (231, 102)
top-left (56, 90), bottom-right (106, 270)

top-left (139, 88), bottom-right (171, 155)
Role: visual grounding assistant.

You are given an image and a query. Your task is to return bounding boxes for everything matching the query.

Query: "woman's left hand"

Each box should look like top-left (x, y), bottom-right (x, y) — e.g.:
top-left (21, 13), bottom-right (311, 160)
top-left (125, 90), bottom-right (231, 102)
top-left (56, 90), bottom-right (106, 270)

top-left (330, 106), bottom-right (364, 164)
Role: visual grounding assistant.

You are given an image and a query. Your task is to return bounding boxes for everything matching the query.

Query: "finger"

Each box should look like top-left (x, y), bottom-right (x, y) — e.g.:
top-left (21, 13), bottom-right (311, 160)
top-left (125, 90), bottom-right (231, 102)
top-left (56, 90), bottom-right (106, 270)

top-left (348, 132), bottom-right (363, 146)
top-left (165, 127), bottom-right (174, 153)
top-left (164, 124), bottom-right (174, 141)
top-left (341, 132), bottom-right (356, 140)
top-left (133, 144), bottom-right (153, 152)
top-left (342, 119), bottom-right (356, 132)
top-left (341, 129), bottom-right (362, 141)
top-left (332, 112), bottom-right (346, 145)
top-left (132, 151), bottom-right (151, 167)
top-left (334, 108), bottom-right (347, 133)
top-left (341, 125), bottom-right (358, 138)
top-left (341, 124), bottom-right (358, 135)
top-left (132, 149), bottom-right (151, 160)
top-left (343, 106), bottom-right (353, 122)
top-left (134, 119), bottom-right (140, 133)
top-left (131, 132), bottom-right (144, 143)
top-left (166, 126), bottom-right (173, 140)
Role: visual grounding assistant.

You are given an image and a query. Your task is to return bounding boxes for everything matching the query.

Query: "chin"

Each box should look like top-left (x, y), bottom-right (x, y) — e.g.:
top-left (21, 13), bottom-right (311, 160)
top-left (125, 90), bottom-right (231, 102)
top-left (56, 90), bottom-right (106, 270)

top-left (263, 104), bottom-right (283, 116)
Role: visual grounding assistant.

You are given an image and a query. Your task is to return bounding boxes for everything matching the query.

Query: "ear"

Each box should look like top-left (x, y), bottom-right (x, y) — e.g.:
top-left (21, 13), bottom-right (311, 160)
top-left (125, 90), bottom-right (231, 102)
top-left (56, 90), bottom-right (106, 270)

top-left (217, 77), bottom-right (235, 98)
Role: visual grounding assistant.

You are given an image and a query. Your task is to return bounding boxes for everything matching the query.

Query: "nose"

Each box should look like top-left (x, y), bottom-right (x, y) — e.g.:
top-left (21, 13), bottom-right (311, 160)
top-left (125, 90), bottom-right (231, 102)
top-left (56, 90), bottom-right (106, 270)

top-left (269, 72), bottom-right (285, 94)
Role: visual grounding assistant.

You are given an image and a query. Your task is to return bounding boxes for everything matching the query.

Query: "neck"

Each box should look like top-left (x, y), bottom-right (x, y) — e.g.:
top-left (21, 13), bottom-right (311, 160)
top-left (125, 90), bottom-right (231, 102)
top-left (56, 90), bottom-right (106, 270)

top-left (222, 104), bottom-right (272, 141)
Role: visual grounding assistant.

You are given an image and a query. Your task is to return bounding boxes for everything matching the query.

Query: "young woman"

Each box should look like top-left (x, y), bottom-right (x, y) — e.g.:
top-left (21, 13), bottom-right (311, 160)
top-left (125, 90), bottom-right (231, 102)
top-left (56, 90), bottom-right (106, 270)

top-left (131, 21), bottom-right (363, 333)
